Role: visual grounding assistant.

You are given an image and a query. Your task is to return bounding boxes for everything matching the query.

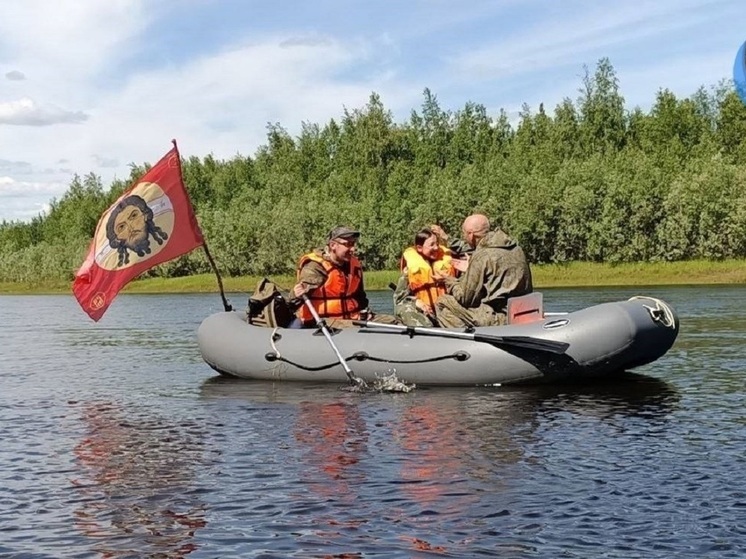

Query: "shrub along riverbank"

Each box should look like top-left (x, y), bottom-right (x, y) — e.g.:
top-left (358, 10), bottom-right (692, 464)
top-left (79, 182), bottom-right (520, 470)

top-left (2, 59), bottom-right (746, 288)
top-left (2, 259), bottom-right (744, 295)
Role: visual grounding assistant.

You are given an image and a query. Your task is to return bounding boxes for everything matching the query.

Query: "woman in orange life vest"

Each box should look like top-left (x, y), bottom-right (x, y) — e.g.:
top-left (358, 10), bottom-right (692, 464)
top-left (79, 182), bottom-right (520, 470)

top-left (393, 227), bottom-right (467, 327)
top-left (291, 226), bottom-right (397, 328)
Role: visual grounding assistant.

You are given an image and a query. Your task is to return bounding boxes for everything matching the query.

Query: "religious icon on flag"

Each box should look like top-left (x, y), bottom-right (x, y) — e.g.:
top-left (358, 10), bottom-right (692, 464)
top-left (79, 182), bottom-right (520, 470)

top-left (73, 141), bottom-right (204, 321)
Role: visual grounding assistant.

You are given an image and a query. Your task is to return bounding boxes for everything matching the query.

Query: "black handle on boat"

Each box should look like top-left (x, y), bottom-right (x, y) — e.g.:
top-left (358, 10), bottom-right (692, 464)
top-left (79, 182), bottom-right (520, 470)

top-left (352, 320), bottom-right (570, 355)
top-left (302, 295), bottom-right (367, 388)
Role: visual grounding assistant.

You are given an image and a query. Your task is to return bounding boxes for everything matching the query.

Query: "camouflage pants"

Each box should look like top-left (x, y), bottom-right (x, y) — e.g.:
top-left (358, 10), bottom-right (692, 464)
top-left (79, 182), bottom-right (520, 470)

top-left (364, 312), bottom-right (399, 325)
top-left (435, 294), bottom-right (507, 328)
top-left (394, 299), bottom-right (437, 327)
top-left (321, 313), bottom-right (399, 329)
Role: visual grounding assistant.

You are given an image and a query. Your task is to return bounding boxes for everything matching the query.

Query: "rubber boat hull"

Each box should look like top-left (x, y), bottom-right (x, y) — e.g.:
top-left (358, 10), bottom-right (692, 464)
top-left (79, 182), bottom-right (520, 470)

top-left (197, 296), bottom-right (679, 386)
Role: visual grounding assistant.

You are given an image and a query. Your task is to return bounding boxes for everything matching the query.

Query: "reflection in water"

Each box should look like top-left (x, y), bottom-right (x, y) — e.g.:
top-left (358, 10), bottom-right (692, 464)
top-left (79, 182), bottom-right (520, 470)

top-left (200, 378), bottom-right (376, 553)
top-left (198, 374), bottom-right (680, 556)
top-left (461, 373), bottom-right (680, 460)
top-left (71, 401), bottom-right (207, 558)
top-left (295, 400), bottom-right (368, 498)
top-left (398, 403), bottom-right (460, 506)
top-left (294, 398), bottom-right (370, 549)
top-left (200, 372), bottom-right (679, 418)
top-left (520, 372), bottom-right (680, 419)
top-left (392, 397), bottom-right (485, 557)
top-left (199, 376), bottom-right (352, 404)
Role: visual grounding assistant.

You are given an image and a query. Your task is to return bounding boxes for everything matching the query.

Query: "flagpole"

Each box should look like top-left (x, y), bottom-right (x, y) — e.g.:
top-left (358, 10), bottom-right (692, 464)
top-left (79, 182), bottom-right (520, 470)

top-left (202, 241), bottom-right (232, 312)
top-left (172, 139), bottom-right (232, 313)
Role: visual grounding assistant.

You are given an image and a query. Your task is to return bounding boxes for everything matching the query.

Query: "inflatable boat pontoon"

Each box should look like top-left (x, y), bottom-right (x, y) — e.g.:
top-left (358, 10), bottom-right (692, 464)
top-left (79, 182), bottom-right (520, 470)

top-left (197, 295), bottom-right (679, 386)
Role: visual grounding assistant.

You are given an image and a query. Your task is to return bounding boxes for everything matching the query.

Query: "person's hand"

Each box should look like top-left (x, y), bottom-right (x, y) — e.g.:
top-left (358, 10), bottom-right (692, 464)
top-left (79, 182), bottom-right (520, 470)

top-left (359, 308), bottom-right (374, 321)
top-left (293, 283), bottom-right (307, 298)
top-left (431, 269), bottom-right (447, 283)
top-left (430, 224), bottom-right (448, 242)
top-left (452, 257), bottom-right (469, 273)
top-left (415, 300), bottom-right (434, 316)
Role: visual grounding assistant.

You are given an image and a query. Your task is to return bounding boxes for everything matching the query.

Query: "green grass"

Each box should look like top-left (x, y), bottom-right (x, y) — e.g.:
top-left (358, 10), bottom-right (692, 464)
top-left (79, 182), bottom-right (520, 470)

top-left (1, 259), bottom-right (745, 295)
top-left (531, 259), bottom-right (746, 287)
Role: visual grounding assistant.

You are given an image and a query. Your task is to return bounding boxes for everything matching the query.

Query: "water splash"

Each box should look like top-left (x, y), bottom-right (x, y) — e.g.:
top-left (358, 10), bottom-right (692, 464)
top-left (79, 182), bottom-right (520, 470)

top-left (371, 371), bottom-right (416, 393)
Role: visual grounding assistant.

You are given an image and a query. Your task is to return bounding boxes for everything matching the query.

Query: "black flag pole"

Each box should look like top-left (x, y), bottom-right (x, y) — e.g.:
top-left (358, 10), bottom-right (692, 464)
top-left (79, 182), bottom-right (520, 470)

top-left (202, 241), bottom-right (232, 312)
top-left (171, 138), bottom-right (232, 313)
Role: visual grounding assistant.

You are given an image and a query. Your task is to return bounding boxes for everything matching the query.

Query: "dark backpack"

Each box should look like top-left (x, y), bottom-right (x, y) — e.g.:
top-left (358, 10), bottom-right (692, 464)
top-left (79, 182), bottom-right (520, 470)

top-left (247, 278), bottom-right (295, 328)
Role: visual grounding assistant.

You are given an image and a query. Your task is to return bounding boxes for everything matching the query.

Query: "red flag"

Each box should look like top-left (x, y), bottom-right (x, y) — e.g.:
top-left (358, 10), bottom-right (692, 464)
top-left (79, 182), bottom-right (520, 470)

top-left (73, 142), bottom-right (203, 321)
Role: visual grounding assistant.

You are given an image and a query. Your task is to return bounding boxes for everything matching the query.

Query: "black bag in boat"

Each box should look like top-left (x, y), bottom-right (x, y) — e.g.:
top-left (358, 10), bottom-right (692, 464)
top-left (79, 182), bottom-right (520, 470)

top-left (247, 278), bottom-right (295, 328)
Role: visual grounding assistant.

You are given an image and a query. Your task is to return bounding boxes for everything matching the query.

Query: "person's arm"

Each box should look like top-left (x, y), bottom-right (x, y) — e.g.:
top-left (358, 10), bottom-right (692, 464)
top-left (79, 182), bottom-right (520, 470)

top-left (393, 270), bottom-right (414, 306)
top-left (443, 251), bottom-right (485, 307)
top-left (353, 271), bottom-right (370, 312)
top-left (448, 238), bottom-right (472, 257)
top-left (396, 268), bottom-right (437, 316)
top-left (430, 223), bottom-right (473, 256)
top-left (290, 261), bottom-right (327, 306)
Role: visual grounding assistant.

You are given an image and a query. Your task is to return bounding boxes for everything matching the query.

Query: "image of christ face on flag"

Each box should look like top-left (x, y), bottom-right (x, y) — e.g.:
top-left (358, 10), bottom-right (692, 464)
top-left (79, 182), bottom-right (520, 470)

top-left (94, 184), bottom-right (174, 270)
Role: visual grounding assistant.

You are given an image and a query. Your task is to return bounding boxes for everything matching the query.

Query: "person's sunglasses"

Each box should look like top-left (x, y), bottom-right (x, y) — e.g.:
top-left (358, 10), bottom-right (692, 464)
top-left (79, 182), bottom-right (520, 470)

top-left (334, 238), bottom-right (357, 247)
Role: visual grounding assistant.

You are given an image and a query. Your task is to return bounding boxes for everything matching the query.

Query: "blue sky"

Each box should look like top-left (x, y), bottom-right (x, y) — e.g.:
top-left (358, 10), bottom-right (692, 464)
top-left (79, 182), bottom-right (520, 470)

top-left (1, 0), bottom-right (744, 222)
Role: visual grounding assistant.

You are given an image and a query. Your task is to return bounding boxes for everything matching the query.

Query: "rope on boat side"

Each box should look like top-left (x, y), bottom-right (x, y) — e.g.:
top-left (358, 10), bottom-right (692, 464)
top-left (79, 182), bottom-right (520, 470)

top-left (269, 327), bottom-right (282, 359)
top-left (263, 327), bottom-right (471, 371)
top-left (264, 350), bottom-right (471, 371)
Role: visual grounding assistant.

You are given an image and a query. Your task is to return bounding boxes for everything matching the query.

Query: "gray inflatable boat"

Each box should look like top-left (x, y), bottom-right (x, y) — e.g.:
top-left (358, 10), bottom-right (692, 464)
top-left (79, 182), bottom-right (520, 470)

top-left (197, 295), bottom-right (679, 386)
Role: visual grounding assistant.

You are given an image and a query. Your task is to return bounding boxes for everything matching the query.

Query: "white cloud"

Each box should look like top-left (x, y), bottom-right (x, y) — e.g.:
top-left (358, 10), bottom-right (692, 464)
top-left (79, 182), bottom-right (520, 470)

top-left (91, 155), bottom-right (120, 168)
top-left (0, 1), bottom-right (148, 83)
top-left (0, 159), bottom-right (33, 174)
top-left (0, 176), bottom-right (66, 197)
top-left (70, 34), bottom-right (418, 176)
top-left (0, 98), bottom-right (89, 126)
top-left (0, 0), bottom-right (743, 222)
top-left (0, 176), bottom-right (67, 221)
top-left (279, 35), bottom-right (334, 49)
top-left (447, 1), bottom-right (725, 81)
top-left (0, 12), bottom-right (419, 220)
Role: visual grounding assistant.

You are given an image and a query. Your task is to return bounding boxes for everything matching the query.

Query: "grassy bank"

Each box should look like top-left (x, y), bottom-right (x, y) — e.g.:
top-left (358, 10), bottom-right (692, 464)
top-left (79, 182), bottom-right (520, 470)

top-left (1, 259), bottom-right (745, 295)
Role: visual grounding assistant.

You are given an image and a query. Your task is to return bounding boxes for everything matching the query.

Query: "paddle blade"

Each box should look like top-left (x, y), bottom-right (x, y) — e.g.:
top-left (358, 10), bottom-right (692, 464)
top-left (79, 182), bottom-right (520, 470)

top-left (474, 333), bottom-right (570, 354)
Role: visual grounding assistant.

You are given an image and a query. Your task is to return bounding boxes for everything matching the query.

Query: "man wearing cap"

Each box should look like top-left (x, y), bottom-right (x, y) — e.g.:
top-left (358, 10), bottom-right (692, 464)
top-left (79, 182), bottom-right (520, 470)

top-left (291, 226), bottom-right (375, 328)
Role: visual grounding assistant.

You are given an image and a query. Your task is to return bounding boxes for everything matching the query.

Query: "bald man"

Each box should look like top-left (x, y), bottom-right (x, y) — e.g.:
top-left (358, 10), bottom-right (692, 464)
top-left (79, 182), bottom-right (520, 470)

top-left (433, 214), bottom-right (533, 328)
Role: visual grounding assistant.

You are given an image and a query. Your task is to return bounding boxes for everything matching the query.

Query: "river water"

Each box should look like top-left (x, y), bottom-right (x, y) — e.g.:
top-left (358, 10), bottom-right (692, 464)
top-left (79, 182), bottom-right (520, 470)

top-left (1, 285), bottom-right (745, 558)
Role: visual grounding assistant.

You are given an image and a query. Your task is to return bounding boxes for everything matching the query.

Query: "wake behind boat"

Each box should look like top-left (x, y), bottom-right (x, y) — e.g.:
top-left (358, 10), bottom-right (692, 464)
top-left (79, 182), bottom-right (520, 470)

top-left (197, 295), bottom-right (679, 386)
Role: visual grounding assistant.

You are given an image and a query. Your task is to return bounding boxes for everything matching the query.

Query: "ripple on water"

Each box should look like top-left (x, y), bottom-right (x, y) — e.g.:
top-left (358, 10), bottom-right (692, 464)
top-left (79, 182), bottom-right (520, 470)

top-left (2, 290), bottom-right (746, 557)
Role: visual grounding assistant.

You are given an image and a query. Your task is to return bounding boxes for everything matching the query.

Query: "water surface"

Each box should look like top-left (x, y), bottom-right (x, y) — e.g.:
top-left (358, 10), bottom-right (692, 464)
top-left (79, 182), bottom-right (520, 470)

top-left (1, 286), bottom-right (745, 558)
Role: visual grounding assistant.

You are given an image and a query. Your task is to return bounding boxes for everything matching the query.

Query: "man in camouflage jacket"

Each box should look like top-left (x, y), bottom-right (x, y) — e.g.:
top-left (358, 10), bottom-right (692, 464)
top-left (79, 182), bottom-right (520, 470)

top-left (434, 214), bottom-right (533, 328)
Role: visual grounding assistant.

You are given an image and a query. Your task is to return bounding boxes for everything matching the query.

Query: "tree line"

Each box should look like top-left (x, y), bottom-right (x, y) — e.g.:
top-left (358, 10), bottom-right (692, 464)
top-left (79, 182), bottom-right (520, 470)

top-left (2, 58), bottom-right (745, 285)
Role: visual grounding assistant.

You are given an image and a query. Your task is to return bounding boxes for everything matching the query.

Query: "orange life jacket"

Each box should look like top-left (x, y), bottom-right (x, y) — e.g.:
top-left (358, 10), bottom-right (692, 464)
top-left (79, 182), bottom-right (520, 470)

top-left (400, 246), bottom-right (456, 310)
top-left (296, 251), bottom-right (363, 325)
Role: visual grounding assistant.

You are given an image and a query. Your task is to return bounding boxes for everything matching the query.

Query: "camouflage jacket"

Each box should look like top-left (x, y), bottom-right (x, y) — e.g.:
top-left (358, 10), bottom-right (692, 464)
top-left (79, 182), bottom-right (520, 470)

top-left (442, 229), bottom-right (533, 309)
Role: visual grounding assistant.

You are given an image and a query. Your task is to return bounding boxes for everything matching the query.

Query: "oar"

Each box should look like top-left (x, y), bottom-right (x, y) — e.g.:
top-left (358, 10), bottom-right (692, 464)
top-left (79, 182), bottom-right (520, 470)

top-left (302, 295), bottom-right (367, 388)
top-left (353, 320), bottom-right (570, 355)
